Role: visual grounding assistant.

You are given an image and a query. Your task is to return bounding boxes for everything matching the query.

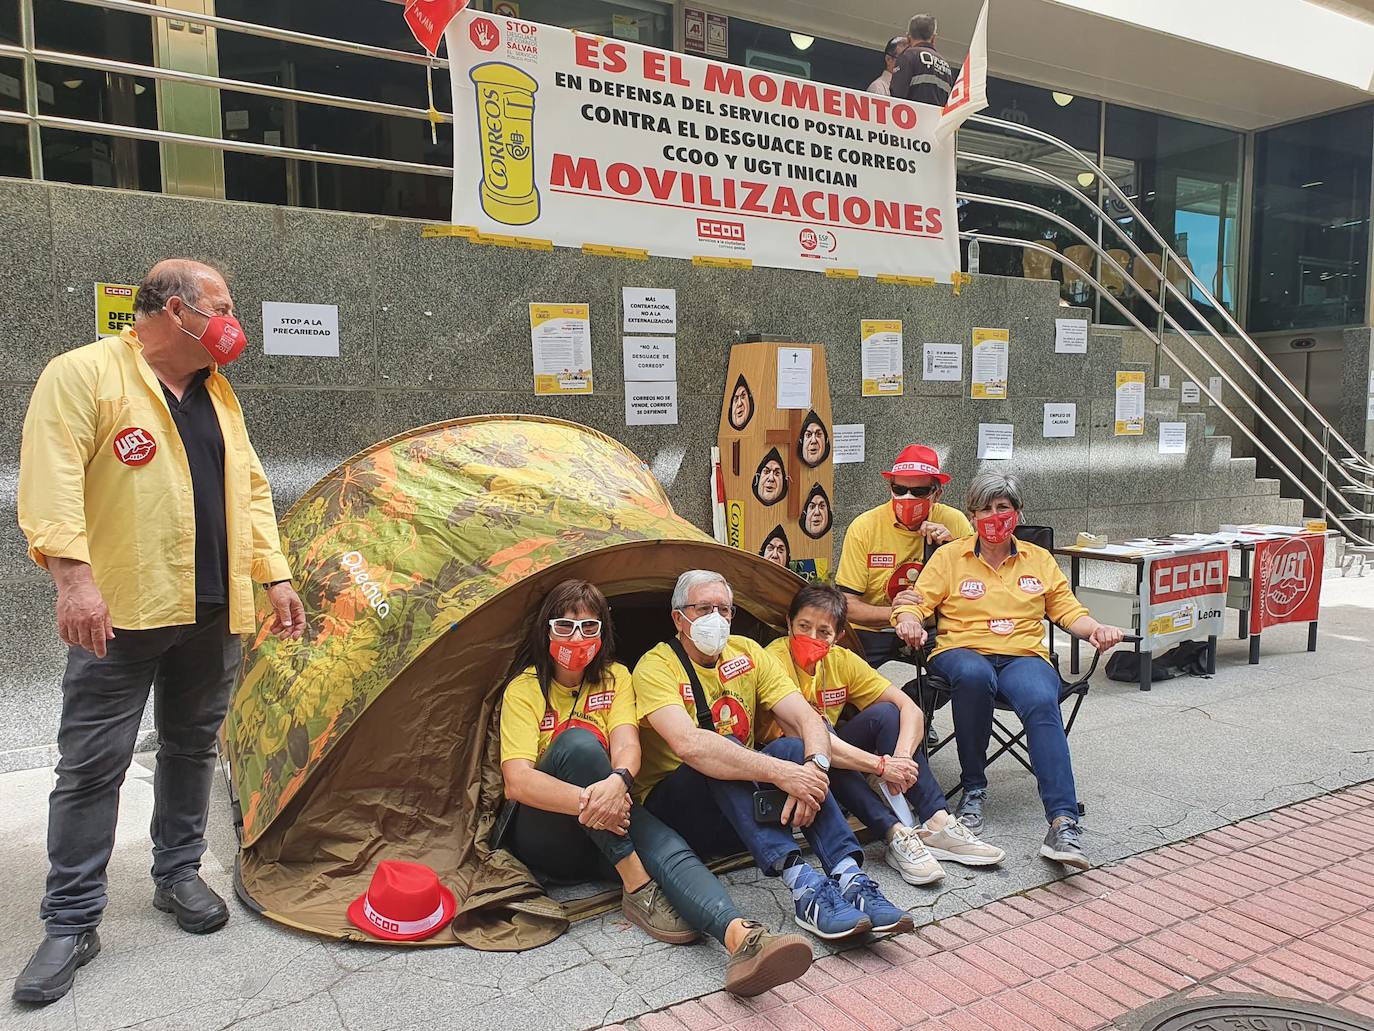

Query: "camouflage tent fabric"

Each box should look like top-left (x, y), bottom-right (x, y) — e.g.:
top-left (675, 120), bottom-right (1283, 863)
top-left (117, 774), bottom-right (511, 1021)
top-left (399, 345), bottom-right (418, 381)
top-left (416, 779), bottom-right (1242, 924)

top-left (228, 415), bottom-right (806, 948)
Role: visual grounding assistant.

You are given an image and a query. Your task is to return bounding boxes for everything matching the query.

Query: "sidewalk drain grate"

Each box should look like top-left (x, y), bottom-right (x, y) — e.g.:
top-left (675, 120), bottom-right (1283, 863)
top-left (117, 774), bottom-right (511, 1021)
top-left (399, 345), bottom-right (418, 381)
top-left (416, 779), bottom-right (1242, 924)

top-left (1123, 994), bottom-right (1374, 1031)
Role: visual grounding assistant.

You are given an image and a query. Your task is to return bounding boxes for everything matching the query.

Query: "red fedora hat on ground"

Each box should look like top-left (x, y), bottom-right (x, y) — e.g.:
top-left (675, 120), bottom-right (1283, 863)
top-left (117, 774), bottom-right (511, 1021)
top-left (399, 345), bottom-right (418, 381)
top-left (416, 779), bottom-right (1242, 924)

top-left (347, 860), bottom-right (457, 942)
top-left (881, 444), bottom-right (950, 483)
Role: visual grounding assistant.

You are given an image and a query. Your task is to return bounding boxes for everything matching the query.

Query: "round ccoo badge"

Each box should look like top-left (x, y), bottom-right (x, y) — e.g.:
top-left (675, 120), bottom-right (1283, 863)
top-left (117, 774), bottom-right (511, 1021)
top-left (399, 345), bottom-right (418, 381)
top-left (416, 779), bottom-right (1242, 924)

top-left (113, 427), bottom-right (158, 466)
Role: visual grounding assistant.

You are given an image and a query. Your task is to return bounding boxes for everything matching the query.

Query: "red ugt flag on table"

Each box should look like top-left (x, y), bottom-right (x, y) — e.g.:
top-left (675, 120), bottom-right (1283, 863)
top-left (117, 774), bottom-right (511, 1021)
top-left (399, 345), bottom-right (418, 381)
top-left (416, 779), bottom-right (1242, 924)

top-left (936, 0), bottom-right (989, 141)
top-left (405, 0), bottom-right (469, 55)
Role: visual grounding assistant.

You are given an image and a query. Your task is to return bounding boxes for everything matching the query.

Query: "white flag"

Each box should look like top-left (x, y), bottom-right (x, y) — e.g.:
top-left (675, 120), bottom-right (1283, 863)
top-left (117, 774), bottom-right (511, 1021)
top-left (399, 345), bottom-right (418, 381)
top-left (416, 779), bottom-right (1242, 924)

top-left (936, 0), bottom-right (989, 140)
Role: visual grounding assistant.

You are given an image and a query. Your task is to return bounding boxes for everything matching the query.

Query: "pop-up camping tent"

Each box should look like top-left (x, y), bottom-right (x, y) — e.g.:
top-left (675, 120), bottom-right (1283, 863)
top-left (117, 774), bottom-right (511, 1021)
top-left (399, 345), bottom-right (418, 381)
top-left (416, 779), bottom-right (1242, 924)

top-left (227, 415), bottom-right (823, 950)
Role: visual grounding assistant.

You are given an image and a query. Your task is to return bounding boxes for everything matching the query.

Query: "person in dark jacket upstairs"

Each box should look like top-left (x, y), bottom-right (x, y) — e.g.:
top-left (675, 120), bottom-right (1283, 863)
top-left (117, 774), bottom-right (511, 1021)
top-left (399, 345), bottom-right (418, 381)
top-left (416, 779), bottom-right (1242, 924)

top-left (889, 13), bottom-right (955, 106)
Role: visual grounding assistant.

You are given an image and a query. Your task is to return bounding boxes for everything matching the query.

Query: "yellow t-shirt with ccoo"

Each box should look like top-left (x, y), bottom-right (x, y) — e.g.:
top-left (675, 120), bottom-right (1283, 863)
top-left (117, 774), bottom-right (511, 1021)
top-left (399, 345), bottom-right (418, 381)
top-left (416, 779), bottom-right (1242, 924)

top-left (761, 638), bottom-right (891, 741)
top-left (499, 662), bottom-right (638, 765)
top-left (836, 501), bottom-right (974, 609)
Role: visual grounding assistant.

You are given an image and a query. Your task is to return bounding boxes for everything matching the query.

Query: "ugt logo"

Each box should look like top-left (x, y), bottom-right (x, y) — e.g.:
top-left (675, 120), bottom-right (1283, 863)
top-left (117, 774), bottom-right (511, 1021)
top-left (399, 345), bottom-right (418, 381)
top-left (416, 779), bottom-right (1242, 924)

top-left (1264, 539), bottom-right (1312, 616)
top-left (470, 17), bottom-right (500, 52)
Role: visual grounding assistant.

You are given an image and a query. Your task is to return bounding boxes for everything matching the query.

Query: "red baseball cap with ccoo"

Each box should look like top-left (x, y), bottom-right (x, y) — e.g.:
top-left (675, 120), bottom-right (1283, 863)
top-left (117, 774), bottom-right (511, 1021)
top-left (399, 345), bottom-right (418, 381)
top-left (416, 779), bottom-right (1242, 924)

top-left (347, 859), bottom-right (457, 942)
top-left (881, 444), bottom-right (950, 483)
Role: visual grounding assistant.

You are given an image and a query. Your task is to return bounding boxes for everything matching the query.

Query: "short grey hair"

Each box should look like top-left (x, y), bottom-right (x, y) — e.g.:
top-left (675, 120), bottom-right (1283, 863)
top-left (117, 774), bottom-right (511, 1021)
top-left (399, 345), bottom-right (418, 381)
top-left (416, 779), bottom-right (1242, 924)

top-left (967, 470), bottom-right (1023, 513)
top-left (908, 14), bottom-right (936, 40)
top-left (133, 262), bottom-right (216, 317)
top-left (672, 570), bottom-right (731, 610)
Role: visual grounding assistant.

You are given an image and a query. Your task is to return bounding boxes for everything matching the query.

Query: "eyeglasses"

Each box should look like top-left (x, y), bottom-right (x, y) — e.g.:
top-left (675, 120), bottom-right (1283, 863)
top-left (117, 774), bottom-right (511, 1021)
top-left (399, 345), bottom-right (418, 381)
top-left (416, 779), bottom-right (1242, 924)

top-left (890, 484), bottom-right (938, 499)
top-left (549, 618), bottom-right (602, 639)
top-left (680, 603), bottom-right (736, 620)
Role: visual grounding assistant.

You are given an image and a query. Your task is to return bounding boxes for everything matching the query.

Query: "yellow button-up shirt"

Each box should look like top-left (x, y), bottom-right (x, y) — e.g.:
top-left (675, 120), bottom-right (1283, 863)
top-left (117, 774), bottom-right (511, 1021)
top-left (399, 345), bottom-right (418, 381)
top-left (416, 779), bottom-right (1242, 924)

top-left (892, 535), bottom-right (1088, 661)
top-left (18, 329), bottom-right (291, 634)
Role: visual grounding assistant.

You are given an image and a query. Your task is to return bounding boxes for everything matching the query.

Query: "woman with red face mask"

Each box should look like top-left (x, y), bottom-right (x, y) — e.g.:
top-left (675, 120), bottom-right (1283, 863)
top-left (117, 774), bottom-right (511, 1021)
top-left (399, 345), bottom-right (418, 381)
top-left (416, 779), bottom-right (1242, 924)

top-left (891, 472), bottom-right (1125, 872)
top-left (499, 580), bottom-right (813, 996)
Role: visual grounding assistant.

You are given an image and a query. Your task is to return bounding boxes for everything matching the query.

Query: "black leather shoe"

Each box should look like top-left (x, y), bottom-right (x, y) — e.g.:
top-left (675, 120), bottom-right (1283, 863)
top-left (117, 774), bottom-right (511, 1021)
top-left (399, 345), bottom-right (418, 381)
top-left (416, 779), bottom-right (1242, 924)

top-left (153, 876), bottom-right (229, 934)
top-left (12, 931), bottom-right (101, 1004)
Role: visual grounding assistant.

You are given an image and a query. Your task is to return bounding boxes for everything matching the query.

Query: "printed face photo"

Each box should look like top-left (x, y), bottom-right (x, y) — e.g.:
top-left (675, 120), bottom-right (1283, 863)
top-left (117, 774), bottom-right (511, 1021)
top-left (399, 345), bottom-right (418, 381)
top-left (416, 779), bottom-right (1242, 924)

top-left (760, 527), bottom-right (790, 567)
top-left (728, 376), bottom-right (755, 430)
top-left (801, 485), bottom-right (833, 539)
top-left (797, 411), bottom-right (830, 468)
top-left (752, 448), bottom-right (788, 506)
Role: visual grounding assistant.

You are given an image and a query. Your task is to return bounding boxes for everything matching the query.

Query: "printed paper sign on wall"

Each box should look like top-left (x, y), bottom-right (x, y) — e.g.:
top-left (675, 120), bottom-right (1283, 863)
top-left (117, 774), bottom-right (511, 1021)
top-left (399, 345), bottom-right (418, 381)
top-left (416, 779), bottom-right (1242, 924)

top-left (1249, 535), bottom-right (1324, 634)
top-left (444, 10), bottom-right (958, 279)
top-left (95, 282), bottom-right (138, 338)
top-left (860, 320), bottom-right (903, 396)
top-left (530, 302), bottom-right (593, 394)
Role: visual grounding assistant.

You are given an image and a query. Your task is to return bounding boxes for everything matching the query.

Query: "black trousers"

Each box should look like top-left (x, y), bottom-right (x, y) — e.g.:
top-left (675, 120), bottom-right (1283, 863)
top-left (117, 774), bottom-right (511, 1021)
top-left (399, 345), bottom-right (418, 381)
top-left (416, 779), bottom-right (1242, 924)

top-left (40, 605), bottom-right (241, 934)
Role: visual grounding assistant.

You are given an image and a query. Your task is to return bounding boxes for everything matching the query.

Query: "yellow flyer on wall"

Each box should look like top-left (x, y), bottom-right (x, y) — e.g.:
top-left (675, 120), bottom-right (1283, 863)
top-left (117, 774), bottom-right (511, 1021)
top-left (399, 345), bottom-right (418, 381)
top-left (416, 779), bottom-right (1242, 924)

top-left (970, 327), bottom-right (1009, 399)
top-left (860, 319), bottom-right (903, 396)
top-left (95, 282), bottom-right (138, 338)
top-left (529, 302), bottom-right (593, 394)
top-left (1115, 370), bottom-right (1146, 435)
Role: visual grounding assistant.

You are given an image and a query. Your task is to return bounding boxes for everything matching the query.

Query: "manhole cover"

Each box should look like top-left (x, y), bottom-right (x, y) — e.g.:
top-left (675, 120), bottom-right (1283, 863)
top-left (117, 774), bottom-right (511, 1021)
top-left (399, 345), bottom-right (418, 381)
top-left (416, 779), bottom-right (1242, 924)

top-left (1125, 994), bottom-right (1374, 1031)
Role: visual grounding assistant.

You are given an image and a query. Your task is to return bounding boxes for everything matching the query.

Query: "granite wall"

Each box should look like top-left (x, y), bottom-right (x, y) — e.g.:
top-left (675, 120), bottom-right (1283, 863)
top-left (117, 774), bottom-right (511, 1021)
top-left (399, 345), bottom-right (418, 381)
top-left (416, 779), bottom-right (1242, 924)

top-left (0, 177), bottom-right (1302, 766)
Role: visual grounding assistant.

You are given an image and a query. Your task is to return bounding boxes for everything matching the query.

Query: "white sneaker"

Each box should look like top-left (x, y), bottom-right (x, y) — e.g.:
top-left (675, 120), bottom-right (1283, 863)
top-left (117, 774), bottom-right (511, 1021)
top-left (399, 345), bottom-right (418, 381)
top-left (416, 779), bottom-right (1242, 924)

top-left (884, 824), bottom-right (945, 885)
top-left (919, 815), bottom-right (1005, 867)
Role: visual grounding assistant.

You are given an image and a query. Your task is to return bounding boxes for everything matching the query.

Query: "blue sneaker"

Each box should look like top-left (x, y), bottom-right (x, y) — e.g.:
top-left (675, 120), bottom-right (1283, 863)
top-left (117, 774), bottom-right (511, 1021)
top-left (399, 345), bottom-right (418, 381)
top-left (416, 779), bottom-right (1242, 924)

top-left (793, 876), bottom-right (872, 940)
top-left (840, 872), bottom-right (914, 934)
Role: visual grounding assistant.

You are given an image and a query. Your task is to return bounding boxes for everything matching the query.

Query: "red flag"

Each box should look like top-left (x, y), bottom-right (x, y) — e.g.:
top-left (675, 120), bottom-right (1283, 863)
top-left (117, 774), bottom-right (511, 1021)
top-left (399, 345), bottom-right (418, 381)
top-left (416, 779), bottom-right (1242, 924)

top-left (404, 0), bottom-right (469, 56)
top-left (937, 0), bottom-right (989, 140)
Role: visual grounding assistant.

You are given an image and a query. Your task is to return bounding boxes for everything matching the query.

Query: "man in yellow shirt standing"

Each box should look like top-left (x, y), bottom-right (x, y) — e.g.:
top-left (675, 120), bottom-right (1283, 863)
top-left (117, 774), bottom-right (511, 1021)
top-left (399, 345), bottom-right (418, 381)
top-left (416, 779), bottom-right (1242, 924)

top-left (835, 445), bottom-right (972, 667)
top-left (13, 259), bottom-right (304, 1005)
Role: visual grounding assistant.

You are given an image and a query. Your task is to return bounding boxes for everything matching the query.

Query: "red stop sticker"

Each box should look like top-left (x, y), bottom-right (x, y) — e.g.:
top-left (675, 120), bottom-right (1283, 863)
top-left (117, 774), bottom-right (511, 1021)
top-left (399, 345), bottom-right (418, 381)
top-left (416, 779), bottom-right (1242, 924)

top-left (113, 427), bottom-right (157, 466)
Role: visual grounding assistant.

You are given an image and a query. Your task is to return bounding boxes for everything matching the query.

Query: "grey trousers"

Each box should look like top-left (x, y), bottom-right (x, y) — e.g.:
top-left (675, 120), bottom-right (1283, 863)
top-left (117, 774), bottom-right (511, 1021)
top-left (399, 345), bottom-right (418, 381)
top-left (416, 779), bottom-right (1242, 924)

top-left (40, 604), bottom-right (242, 934)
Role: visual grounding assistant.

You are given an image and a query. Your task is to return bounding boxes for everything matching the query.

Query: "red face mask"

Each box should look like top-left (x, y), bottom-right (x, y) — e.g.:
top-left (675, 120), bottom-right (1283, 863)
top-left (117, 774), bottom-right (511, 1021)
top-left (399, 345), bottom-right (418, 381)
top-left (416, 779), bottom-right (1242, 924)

top-left (976, 509), bottom-right (1019, 545)
top-left (179, 302), bottom-right (248, 364)
top-left (892, 497), bottom-right (932, 529)
top-left (789, 633), bottom-right (831, 670)
top-left (549, 637), bottom-right (601, 673)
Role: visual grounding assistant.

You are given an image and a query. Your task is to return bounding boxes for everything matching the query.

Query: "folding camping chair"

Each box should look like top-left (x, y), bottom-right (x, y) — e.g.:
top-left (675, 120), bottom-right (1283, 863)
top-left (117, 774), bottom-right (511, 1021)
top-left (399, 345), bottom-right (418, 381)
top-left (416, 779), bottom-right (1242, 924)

top-left (903, 524), bottom-right (1135, 811)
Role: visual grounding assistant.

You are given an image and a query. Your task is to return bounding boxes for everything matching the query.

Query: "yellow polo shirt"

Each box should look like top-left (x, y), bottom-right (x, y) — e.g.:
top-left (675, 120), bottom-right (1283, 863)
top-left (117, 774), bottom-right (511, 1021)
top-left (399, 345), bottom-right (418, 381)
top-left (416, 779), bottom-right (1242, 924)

top-left (18, 329), bottom-right (291, 634)
top-left (632, 636), bottom-right (798, 802)
top-left (892, 536), bottom-right (1088, 661)
top-left (499, 662), bottom-right (638, 764)
top-left (761, 638), bottom-right (890, 741)
top-left (836, 501), bottom-right (974, 608)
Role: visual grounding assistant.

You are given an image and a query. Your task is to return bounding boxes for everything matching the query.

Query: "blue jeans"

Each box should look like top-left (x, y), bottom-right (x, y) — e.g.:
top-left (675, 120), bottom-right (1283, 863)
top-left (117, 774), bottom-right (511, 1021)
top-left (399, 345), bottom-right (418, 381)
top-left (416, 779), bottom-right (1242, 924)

top-left (928, 649), bottom-right (1078, 823)
top-left (510, 729), bottom-right (742, 943)
top-left (644, 737), bottom-right (864, 877)
top-left (855, 629), bottom-right (901, 667)
top-left (831, 702), bottom-right (950, 829)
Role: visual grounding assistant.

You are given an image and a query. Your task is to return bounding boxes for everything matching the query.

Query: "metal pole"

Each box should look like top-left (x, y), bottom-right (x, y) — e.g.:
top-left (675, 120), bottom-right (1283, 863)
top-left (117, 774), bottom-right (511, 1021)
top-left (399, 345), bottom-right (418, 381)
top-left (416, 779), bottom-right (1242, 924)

top-left (1321, 425), bottom-right (1331, 525)
top-left (19, 0), bottom-right (43, 180)
top-left (1156, 251), bottom-right (1168, 379)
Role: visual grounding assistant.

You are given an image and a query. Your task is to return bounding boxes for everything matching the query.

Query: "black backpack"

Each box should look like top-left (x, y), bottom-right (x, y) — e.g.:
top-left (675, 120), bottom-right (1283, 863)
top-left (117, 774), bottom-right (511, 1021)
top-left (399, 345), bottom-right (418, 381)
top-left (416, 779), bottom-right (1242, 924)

top-left (1106, 640), bottom-right (1211, 683)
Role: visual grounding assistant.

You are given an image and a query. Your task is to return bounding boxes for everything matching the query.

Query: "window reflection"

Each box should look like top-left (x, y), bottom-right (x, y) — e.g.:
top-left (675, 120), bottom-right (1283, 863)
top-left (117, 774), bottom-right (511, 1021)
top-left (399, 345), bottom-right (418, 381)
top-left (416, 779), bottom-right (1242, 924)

top-left (1248, 106), bottom-right (1371, 333)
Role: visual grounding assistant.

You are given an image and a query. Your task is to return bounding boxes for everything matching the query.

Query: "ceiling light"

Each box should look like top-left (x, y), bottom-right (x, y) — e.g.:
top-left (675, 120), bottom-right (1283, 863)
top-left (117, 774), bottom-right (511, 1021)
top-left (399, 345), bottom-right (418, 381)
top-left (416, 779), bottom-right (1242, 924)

top-left (1301, 180), bottom-right (1323, 188)
top-left (1077, 172), bottom-right (1096, 188)
top-left (789, 33), bottom-right (814, 51)
top-left (1052, 92), bottom-right (1074, 107)
top-left (63, 78), bottom-right (83, 89)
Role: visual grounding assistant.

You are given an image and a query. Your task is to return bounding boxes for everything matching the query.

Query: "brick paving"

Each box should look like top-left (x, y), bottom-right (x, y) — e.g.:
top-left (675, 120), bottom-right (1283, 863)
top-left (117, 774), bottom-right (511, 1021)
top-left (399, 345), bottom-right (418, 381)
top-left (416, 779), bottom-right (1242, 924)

top-left (614, 782), bottom-right (1374, 1031)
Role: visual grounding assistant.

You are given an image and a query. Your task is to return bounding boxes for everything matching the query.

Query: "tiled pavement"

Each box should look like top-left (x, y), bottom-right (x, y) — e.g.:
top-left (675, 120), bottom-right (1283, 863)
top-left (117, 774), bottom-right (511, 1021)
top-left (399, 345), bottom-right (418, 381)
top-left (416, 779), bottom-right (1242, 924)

top-left (615, 781), bottom-right (1374, 1031)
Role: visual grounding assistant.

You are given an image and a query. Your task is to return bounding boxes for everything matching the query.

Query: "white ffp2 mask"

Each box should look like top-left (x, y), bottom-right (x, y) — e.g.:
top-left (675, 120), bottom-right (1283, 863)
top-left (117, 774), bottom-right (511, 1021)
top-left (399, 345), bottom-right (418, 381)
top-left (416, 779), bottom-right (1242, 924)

top-left (686, 611), bottom-right (731, 657)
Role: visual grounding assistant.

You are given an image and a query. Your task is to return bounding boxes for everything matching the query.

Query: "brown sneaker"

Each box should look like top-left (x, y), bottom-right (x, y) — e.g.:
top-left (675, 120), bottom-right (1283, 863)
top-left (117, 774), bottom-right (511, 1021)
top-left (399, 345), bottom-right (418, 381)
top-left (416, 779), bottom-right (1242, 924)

top-left (724, 921), bottom-right (813, 997)
top-left (622, 881), bottom-right (701, 944)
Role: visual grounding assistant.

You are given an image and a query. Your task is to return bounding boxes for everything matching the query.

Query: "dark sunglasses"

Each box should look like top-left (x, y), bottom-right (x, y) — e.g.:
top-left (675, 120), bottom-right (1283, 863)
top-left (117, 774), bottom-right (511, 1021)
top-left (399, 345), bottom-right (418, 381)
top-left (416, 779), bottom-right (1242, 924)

top-left (890, 484), bottom-right (938, 499)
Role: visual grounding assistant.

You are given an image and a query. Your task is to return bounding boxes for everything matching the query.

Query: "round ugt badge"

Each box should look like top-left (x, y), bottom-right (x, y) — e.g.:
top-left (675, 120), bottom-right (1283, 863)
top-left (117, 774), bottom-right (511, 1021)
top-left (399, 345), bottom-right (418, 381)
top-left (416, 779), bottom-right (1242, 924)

top-left (113, 427), bottom-right (158, 466)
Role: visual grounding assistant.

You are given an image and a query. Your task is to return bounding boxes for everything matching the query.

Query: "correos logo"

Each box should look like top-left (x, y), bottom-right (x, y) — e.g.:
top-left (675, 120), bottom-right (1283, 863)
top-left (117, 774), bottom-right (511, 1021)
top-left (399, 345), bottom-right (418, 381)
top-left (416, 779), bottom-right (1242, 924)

top-left (341, 551), bottom-right (391, 619)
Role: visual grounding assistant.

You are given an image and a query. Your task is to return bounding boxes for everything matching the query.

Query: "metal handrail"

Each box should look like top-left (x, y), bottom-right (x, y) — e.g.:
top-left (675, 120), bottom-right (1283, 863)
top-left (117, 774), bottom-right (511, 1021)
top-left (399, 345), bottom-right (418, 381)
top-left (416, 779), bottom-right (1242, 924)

top-left (0, 44), bottom-right (452, 124)
top-left (968, 232), bottom-right (1373, 543)
top-left (959, 189), bottom-right (1374, 538)
top-left (967, 113), bottom-right (1374, 481)
top-left (0, 110), bottom-right (452, 177)
top-left (958, 146), bottom-right (1374, 493)
top-left (65, 0), bottom-right (448, 69)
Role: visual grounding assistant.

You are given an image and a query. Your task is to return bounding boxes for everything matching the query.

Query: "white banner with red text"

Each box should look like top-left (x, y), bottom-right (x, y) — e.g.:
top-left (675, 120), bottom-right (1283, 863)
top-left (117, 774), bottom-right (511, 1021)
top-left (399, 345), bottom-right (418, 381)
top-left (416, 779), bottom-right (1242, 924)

top-left (1139, 548), bottom-right (1229, 653)
top-left (444, 10), bottom-right (958, 279)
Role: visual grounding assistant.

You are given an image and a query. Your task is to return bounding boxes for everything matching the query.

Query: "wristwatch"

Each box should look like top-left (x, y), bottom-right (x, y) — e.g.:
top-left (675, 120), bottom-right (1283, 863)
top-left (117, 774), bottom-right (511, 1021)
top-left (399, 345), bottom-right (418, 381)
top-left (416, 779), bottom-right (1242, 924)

top-left (613, 767), bottom-right (635, 792)
top-left (804, 753), bottom-right (831, 773)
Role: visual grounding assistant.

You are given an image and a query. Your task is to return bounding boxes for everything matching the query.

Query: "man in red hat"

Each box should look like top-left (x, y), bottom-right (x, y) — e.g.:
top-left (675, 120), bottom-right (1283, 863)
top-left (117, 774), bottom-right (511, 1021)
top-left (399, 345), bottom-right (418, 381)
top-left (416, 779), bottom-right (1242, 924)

top-left (835, 444), bottom-right (971, 667)
top-left (13, 259), bottom-right (305, 1006)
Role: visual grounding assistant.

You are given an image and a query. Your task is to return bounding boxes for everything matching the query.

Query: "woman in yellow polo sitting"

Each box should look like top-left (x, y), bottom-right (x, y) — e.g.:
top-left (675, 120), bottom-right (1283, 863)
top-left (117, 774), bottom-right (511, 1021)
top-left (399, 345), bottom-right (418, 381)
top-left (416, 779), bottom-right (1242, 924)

top-left (892, 471), bottom-right (1125, 871)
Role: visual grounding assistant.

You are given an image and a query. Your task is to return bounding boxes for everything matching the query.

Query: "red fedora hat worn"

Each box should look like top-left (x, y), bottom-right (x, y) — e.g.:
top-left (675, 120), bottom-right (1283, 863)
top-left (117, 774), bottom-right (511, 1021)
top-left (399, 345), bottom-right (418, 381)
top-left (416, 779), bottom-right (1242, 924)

top-left (881, 444), bottom-right (950, 483)
top-left (347, 860), bottom-right (457, 942)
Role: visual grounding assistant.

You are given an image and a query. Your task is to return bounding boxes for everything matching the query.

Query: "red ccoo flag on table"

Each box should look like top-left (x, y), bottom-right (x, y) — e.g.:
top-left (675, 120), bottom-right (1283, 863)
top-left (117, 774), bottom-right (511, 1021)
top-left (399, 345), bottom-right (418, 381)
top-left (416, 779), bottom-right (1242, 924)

top-left (937, 0), bottom-right (989, 141)
top-left (404, 0), bottom-right (469, 55)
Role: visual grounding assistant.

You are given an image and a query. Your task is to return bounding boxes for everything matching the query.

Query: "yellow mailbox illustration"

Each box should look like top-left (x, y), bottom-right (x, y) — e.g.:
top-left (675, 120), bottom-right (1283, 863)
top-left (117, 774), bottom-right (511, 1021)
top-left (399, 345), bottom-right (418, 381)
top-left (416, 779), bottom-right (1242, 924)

top-left (469, 62), bottom-right (541, 226)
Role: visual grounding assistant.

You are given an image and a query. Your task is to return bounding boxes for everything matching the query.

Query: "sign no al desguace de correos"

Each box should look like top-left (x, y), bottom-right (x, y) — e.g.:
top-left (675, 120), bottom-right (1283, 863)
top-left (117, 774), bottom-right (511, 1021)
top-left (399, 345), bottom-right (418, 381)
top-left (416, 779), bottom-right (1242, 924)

top-left (443, 9), bottom-right (960, 279)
